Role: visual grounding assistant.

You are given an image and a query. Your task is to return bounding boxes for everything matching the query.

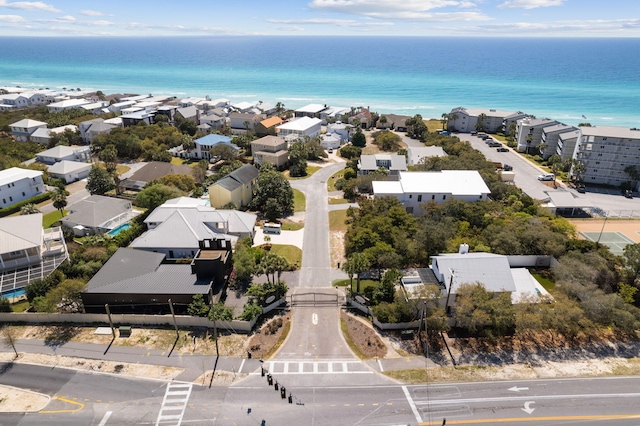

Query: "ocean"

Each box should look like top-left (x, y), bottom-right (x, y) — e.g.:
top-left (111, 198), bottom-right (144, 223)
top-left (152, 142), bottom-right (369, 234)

top-left (1, 36), bottom-right (638, 127)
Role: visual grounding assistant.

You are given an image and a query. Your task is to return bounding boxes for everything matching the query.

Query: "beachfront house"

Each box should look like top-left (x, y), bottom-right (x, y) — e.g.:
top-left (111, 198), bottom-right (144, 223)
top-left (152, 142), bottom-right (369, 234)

top-left (251, 136), bottom-right (289, 169)
top-left (0, 213), bottom-right (68, 295)
top-left (372, 170), bottom-right (490, 215)
top-left (255, 116), bottom-right (283, 137)
top-left (0, 168), bottom-right (45, 208)
top-left (10, 119), bottom-right (48, 142)
top-left (208, 164), bottom-right (260, 209)
top-left (47, 98), bottom-right (90, 113)
top-left (276, 117), bottom-right (322, 143)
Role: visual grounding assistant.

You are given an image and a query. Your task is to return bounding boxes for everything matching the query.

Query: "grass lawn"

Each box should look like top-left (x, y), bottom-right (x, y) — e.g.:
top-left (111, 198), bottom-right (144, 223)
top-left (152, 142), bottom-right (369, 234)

top-left (42, 210), bottom-right (67, 228)
top-left (491, 133), bottom-right (509, 142)
top-left (11, 299), bottom-right (30, 313)
top-left (170, 157), bottom-right (188, 166)
top-left (281, 222), bottom-right (303, 231)
top-left (532, 272), bottom-right (556, 292)
top-left (426, 119), bottom-right (444, 133)
top-left (293, 188), bottom-right (306, 212)
top-left (284, 165), bottom-right (322, 180)
top-left (333, 278), bottom-right (378, 293)
top-left (94, 161), bottom-right (131, 175)
top-left (269, 244), bottom-right (302, 269)
top-left (328, 198), bottom-right (349, 205)
top-left (329, 209), bottom-right (348, 232)
top-left (327, 170), bottom-right (345, 192)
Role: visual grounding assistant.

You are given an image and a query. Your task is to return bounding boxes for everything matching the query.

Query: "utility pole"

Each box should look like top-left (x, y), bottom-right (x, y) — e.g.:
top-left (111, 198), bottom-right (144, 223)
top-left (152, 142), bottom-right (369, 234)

top-left (444, 269), bottom-right (455, 314)
top-left (168, 299), bottom-right (179, 338)
top-left (105, 304), bottom-right (116, 339)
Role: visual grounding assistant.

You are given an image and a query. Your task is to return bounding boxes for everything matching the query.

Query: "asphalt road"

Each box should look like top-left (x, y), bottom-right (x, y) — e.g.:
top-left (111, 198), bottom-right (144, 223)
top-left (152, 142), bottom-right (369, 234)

top-left (6, 362), bottom-right (640, 425)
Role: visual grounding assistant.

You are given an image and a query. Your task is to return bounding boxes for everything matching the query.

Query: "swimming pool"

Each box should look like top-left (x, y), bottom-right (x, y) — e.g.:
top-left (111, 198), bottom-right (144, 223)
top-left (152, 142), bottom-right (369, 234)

top-left (108, 223), bottom-right (131, 236)
top-left (1, 288), bottom-right (25, 299)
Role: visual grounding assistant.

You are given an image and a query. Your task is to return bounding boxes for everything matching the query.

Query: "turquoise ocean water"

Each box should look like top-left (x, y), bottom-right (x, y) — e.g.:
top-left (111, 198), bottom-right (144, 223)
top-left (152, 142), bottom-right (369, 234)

top-left (1, 36), bottom-right (638, 127)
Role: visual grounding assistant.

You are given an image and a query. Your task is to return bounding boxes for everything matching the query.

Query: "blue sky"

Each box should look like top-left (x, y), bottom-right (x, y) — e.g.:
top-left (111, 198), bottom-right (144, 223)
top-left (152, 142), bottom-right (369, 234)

top-left (1, 0), bottom-right (638, 37)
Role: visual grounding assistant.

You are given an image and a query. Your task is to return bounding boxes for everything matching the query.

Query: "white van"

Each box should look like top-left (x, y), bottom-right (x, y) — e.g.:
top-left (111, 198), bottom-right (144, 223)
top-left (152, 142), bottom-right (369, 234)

top-left (263, 223), bottom-right (281, 234)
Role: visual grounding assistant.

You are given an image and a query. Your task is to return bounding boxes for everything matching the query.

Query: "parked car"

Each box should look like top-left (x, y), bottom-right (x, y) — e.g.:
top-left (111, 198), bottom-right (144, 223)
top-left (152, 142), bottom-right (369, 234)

top-left (538, 173), bottom-right (555, 181)
top-left (576, 183), bottom-right (586, 193)
top-left (497, 147), bottom-right (509, 152)
top-left (439, 130), bottom-right (451, 135)
top-left (488, 142), bottom-right (501, 147)
top-left (503, 164), bottom-right (513, 171)
top-left (471, 131), bottom-right (478, 135)
top-left (328, 148), bottom-right (333, 154)
top-left (624, 189), bottom-right (633, 198)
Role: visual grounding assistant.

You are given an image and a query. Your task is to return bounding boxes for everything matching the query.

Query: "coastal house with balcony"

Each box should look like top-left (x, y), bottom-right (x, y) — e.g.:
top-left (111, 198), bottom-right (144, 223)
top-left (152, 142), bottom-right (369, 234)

top-left (229, 112), bottom-right (263, 135)
top-left (10, 119), bottom-right (48, 142)
top-left (61, 195), bottom-right (138, 236)
top-left (372, 170), bottom-right (490, 215)
top-left (573, 126), bottom-right (640, 187)
top-left (251, 135), bottom-right (289, 169)
top-left (276, 117), bottom-right (322, 143)
top-left (294, 104), bottom-right (328, 118)
top-left (0, 213), bottom-right (68, 295)
top-left (255, 116), bottom-right (283, 137)
top-left (0, 168), bottom-right (45, 209)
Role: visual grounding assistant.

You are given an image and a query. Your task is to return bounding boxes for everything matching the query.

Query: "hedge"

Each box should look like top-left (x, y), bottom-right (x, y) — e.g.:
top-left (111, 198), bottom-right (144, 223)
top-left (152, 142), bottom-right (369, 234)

top-left (0, 192), bottom-right (51, 218)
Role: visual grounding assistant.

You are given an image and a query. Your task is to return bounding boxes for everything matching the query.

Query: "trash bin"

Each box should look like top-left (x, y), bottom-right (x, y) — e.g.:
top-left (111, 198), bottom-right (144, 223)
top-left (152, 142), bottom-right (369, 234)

top-left (119, 326), bottom-right (131, 338)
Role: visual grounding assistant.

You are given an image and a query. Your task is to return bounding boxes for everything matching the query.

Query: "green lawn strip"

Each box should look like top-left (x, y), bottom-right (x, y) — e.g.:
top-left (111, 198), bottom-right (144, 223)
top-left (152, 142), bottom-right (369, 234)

top-left (426, 119), bottom-right (444, 133)
top-left (281, 222), bottom-right (303, 231)
top-left (327, 170), bottom-right (345, 191)
top-left (340, 317), bottom-right (366, 360)
top-left (11, 299), bottom-right (30, 312)
top-left (329, 209), bottom-right (348, 232)
top-left (532, 272), bottom-right (556, 291)
top-left (293, 189), bottom-right (306, 212)
top-left (328, 198), bottom-right (349, 205)
top-left (263, 321), bottom-right (291, 359)
top-left (333, 278), bottom-right (378, 293)
top-left (42, 210), bottom-right (67, 228)
top-left (285, 165), bottom-right (323, 180)
top-left (269, 245), bottom-right (302, 269)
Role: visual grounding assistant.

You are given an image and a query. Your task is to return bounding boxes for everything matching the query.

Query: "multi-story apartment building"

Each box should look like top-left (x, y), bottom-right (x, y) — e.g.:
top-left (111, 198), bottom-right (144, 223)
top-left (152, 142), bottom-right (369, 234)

top-left (540, 123), bottom-right (577, 160)
top-left (573, 126), bottom-right (640, 187)
top-left (448, 107), bottom-right (514, 133)
top-left (556, 129), bottom-right (581, 163)
top-left (515, 118), bottom-right (558, 154)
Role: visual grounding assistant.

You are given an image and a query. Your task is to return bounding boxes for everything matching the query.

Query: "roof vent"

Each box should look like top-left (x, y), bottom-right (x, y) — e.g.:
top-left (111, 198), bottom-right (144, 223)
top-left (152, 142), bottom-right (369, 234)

top-left (459, 244), bottom-right (469, 254)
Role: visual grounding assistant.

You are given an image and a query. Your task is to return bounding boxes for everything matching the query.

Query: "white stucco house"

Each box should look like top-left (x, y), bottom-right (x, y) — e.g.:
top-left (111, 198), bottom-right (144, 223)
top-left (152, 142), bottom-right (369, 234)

top-left (277, 117), bottom-right (322, 143)
top-left (372, 170), bottom-right (491, 215)
top-left (0, 168), bottom-right (45, 208)
top-left (10, 119), bottom-right (47, 142)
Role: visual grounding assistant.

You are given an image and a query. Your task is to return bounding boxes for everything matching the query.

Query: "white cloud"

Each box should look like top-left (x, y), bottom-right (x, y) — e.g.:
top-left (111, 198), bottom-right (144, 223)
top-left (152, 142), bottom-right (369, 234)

top-left (268, 18), bottom-right (393, 27)
top-left (476, 18), bottom-right (640, 35)
top-left (498, 0), bottom-right (563, 9)
top-left (0, 13), bottom-right (25, 22)
top-left (80, 9), bottom-right (104, 17)
top-left (57, 15), bottom-right (75, 21)
top-left (0, 0), bottom-right (60, 12)
top-left (308, 0), bottom-right (489, 22)
top-left (277, 25), bottom-right (305, 32)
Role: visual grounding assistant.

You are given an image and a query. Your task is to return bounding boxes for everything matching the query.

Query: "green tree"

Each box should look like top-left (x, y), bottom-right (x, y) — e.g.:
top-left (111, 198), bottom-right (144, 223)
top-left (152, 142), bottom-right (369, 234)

top-left (187, 294), bottom-right (210, 317)
top-left (233, 239), bottom-right (257, 283)
top-left (86, 166), bottom-right (116, 195)
top-left (52, 187), bottom-right (69, 217)
top-left (406, 114), bottom-right (427, 140)
top-left (135, 184), bottom-right (185, 210)
top-left (453, 283), bottom-right (515, 337)
top-left (372, 131), bottom-right (401, 152)
top-left (475, 113), bottom-right (487, 132)
top-left (209, 143), bottom-right (238, 162)
top-left (623, 243), bottom-right (640, 280)
top-left (351, 128), bottom-right (366, 147)
top-left (98, 144), bottom-right (119, 174)
top-left (1, 326), bottom-right (19, 357)
top-left (373, 268), bottom-right (401, 305)
top-left (570, 159), bottom-right (586, 183)
top-left (250, 163), bottom-right (294, 221)
top-left (43, 279), bottom-right (87, 313)
top-left (208, 302), bottom-right (233, 321)
top-left (288, 141), bottom-right (308, 177)
top-left (181, 135), bottom-right (196, 152)
top-left (156, 174), bottom-right (196, 192)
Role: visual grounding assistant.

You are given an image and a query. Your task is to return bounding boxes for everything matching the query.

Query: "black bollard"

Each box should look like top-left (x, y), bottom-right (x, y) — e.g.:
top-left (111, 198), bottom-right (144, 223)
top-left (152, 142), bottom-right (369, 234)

top-left (288, 394), bottom-right (293, 404)
top-left (280, 387), bottom-right (286, 399)
top-left (247, 351), bottom-right (252, 359)
top-left (274, 381), bottom-right (279, 391)
top-left (267, 374), bottom-right (273, 385)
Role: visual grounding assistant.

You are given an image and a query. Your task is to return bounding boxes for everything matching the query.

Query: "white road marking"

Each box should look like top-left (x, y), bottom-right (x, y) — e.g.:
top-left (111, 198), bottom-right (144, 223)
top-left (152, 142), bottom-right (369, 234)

top-left (378, 359), bottom-right (384, 372)
top-left (256, 360), bottom-right (372, 375)
top-left (402, 385), bottom-right (422, 424)
top-left (238, 359), bottom-right (245, 373)
top-left (312, 312), bottom-right (318, 325)
top-left (155, 382), bottom-right (192, 426)
top-left (522, 401), bottom-right (536, 414)
top-left (98, 411), bottom-right (112, 426)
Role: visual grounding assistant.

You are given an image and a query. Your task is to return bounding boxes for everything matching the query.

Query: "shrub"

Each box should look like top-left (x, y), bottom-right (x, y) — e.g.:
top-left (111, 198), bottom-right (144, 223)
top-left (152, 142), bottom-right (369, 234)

top-left (239, 303), bottom-right (263, 321)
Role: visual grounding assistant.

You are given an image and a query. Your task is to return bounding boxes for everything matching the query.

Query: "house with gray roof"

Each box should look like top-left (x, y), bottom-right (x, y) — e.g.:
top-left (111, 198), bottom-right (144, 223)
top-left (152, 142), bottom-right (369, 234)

top-left (81, 243), bottom-right (231, 314)
top-left (61, 195), bottom-right (138, 236)
top-left (208, 165), bottom-right (259, 209)
top-left (36, 145), bottom-right (91, 165)
top-left (130, 197), bottom-right (256, 259)
top-left (407, 146), bottom-right (447, 166)
top-left (358, 154), bottom-right (407, 176)
top-left (176, 106), bottom-right (199, 123)
top-left (48, 160), bottom-right (92, 184)
top-left (10, 118), bottom-right (47, 142)
top-left (119, 161), bottom-right (194, 192)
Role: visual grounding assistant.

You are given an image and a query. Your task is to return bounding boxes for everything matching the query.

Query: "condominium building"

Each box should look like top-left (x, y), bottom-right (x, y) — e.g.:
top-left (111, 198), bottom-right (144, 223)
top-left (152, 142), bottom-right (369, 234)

top-left (540, 123), bottom-right (577, 160)
top-left (448, 107), bottom-right (515, 133)
top-left (515, 118), bottom-right (558, 154)
top-left (573, 126), bottom-right (640, 187)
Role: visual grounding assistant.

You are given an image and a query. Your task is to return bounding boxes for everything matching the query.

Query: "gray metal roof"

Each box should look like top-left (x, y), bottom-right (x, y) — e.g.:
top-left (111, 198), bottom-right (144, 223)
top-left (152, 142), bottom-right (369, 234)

top-left (433, 253), bottom-right (517, 294)
top-left (61, 195), bottom-right (131, 228)
top-left (0, 213), bottom-right (42, 254)
top-left (85, 248), bottom-right (211, 295)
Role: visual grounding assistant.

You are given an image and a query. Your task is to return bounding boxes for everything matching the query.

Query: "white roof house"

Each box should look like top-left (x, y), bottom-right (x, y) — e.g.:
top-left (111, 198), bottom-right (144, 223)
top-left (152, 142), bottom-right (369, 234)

top-left (0, 167), bottom-right (45, 208)
top-left (277, 117), bottom-right (322, 142)
top-left (295, 103), bottom-right (328, 117)
top-left (373, 170), bottom-right (490, 215)
top-left (407, 146), bottom-right (448, 166)
top-left (47, 98), bottom-right (90, 113)
top-left (47, 160), bottom-right (92, 183)
top-left (10, 119), bottom-right (47, 142)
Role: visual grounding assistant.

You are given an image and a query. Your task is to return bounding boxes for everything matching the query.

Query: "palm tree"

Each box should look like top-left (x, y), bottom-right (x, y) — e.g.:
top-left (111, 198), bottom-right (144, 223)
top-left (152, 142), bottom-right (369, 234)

top-left (570, 159), bottom-right (586, 183)
top-left (448, 113), bottom-right (459, 131)
top-left (475, 113), bottom-right (487, 132)
top-left (347, 253), bottom-right (370, 294)
top-left (20, 203), bottom-right (40, 215)
top-left (52, 187), bottom-right (69, 217)
top-left (537, 142), bottom-right (548, 158)
top-left (440, 113), bottom-right (448, 131)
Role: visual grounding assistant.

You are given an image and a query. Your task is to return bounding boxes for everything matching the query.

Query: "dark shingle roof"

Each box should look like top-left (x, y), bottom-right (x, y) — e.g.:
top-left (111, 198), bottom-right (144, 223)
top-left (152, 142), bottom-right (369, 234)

top-left (228, 164), bottom-right (259, 185)
top-left (125, 161), bottom-right (193, 184)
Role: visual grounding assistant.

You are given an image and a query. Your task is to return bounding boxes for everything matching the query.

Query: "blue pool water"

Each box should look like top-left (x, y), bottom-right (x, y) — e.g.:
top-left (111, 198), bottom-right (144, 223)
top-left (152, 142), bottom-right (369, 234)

top-left (1, 288), bottom-right (26, 299)
top-left (108, 223), bottom-right (131, 236)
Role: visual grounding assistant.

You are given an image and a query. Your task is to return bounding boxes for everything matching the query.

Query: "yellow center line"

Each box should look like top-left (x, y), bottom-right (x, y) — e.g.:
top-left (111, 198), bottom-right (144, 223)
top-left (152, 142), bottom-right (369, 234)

top-left (39, 397), bottom-right (85, 414)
